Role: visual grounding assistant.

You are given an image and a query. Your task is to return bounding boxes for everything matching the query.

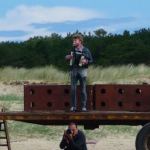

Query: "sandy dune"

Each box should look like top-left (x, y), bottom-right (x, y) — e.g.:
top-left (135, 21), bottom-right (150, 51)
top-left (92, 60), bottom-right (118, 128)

top-left (0, 135), bottom-right (136, 150)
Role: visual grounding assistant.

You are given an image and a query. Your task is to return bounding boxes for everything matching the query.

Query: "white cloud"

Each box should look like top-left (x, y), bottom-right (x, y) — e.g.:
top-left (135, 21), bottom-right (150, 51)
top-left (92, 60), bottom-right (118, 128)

top-left (0, 5), bottom-right (100, 30)
top-left (0, 5), bottom-right (101, 41)
top-left (0, 4), bottom-right (146, 42)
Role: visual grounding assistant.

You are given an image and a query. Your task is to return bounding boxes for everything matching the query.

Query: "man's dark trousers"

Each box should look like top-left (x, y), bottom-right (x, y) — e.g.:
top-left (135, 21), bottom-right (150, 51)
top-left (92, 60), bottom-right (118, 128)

top-left (70, 68), bottom-right (87, 109)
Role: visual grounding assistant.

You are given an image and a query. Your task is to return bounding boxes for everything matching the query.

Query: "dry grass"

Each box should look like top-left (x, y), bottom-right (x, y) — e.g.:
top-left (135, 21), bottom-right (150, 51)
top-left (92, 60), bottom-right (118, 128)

top-left (88, 64), bottom-right (150, 84)
top-left (0, 64), bottom-right (150, 84)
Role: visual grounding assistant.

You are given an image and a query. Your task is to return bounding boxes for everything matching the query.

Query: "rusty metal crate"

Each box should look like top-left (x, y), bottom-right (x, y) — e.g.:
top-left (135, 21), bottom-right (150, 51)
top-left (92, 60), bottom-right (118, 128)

top-left (94, 84), bottom-right (150, 111)
top-left (24, 84), bottom-right (94, 112)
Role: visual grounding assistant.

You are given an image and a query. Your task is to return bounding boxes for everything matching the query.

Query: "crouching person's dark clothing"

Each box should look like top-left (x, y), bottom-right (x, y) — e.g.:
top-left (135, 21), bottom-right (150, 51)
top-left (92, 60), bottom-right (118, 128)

top-left (60, 130), bottom-right (87, 150)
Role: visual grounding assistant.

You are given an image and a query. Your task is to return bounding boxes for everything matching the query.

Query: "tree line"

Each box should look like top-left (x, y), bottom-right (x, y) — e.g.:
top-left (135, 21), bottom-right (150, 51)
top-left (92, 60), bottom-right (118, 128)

top-left (0, 28), bottom-right (150, 71)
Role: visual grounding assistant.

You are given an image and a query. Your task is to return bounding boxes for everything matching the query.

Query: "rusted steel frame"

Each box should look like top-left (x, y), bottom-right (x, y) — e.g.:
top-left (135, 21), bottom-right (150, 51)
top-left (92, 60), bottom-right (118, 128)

top-left (0, 111), bottom-right (150, 121)
top-left (94, 84), bottom-right (150, 111)
top-left (24, 85), bottom-right (94, 111)
top-left (24, 84), bottom-right (150, 112)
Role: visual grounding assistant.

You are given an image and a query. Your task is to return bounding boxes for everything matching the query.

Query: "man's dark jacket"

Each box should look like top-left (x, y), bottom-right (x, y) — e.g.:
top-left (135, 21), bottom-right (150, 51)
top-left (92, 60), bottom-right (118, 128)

top-left (69, 47), bottom-right (93, 69)
top-left (60, 130), bottom-right (87, 150)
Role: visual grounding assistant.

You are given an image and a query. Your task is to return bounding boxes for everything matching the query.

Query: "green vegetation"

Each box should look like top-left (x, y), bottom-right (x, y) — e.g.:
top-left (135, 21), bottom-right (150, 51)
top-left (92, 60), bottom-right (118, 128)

top-left (88, 64), bottom-right (150, 84)
top-left (0, 64), bottom-right (150, 84)
top-left (0, 28), bottom-right (150, 70)
top-left (0, 66), bottom-right (69, 83)
top-left (0, 94), bottom-right (23, 111)
top-left (0, 94), bottom-right (22, 101)
top-left (85, 125), bottom-right (141, 140)
top-left (7, 120), bottom-right (141, 140)
top-left (8, 121), bottom-right (66, 140)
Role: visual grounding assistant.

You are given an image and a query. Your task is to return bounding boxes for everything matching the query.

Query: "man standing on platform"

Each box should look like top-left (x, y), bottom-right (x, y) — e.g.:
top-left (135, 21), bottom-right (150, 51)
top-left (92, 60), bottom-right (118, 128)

top-left (65, 34), bottom-right (93, 112)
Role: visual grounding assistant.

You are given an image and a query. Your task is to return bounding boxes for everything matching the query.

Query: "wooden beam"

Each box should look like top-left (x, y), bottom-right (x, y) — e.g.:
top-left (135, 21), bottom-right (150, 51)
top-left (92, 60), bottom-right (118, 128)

top-left (0, 111), bottom-right (150, 121)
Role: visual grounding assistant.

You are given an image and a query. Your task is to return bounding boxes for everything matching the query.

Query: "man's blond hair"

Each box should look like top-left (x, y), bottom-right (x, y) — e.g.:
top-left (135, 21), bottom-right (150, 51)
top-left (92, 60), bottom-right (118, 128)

top-left (72, 34), bottom-right (83, 43)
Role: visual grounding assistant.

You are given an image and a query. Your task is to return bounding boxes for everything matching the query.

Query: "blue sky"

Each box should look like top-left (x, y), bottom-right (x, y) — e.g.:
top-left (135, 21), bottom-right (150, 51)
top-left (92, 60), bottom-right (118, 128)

top-left (0, 0), bottom-right (150, 41)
